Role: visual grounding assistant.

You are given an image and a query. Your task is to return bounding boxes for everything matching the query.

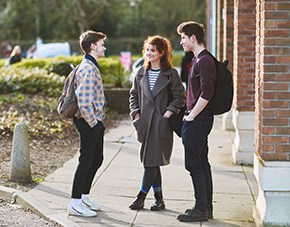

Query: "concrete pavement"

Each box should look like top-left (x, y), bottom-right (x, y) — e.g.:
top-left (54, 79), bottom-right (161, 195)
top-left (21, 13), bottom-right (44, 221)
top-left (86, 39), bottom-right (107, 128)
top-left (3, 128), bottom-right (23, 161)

top-left (0, 116), bottom-right (258, 226)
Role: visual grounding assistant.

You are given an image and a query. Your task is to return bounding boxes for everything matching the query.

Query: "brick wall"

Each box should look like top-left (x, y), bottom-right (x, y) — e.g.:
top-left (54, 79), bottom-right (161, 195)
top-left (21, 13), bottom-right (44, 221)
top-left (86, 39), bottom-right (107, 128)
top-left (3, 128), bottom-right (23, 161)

top-left (233, 0), bottom-right (256, 111)
top-left (255, 0), bottom-right (290, 161)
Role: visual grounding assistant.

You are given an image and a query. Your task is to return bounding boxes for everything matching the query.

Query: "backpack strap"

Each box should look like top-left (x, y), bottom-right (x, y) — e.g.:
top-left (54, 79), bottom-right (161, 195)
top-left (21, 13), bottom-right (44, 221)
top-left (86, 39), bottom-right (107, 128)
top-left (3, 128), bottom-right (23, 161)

top-left (193, 50), bottom-right (215, 76)
top-left (193, 58), bottom-right (198, 76)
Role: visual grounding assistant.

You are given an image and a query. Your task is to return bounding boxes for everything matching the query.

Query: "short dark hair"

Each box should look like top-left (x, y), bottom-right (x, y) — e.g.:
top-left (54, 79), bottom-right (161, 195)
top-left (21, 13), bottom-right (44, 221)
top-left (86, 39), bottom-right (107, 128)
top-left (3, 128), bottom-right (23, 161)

top-left (177, 21), bottom-right (205, 44)
top-left (79, 30), bottom-right (107, 54)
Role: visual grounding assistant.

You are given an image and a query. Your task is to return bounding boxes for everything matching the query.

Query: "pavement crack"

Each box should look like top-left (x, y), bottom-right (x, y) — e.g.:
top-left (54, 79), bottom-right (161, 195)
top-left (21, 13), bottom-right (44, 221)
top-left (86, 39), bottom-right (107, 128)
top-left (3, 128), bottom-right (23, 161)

top-left (241, 165), bottom-right (256, 204)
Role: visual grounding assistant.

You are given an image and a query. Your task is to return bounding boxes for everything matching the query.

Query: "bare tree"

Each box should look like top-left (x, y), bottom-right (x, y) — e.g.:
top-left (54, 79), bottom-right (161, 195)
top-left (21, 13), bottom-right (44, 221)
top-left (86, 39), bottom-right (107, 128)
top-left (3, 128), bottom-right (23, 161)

top-left (63, 0), bottom-right (110, 33)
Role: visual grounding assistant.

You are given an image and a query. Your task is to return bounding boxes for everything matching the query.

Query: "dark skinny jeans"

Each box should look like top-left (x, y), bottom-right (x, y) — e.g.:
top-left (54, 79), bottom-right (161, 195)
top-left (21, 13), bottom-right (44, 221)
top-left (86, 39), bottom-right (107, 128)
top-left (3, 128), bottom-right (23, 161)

top-left (71, 118), bottom-right (105, 199)
top-left (182, 109), bottom-right (213, 212)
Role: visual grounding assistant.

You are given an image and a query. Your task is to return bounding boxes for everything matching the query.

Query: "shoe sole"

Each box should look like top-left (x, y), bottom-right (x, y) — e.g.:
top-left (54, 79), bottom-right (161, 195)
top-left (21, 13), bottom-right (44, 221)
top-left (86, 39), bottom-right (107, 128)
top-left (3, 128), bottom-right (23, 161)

top-left (129, 206), bottom-right (144, 210)
top-left (150, 205), bottom-right (165, 211)
top-left (177, 217), bottom-right (208, 222)
top-left (68, 212), bottom-right (97, 217)
top-left (68, 207), bottom-right (97, 217)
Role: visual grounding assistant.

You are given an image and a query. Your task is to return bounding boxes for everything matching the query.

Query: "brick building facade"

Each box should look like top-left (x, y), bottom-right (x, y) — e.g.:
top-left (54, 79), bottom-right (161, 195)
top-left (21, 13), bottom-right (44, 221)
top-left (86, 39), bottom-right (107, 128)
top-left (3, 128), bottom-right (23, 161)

top-left (211, 0), bottom-right (290, 225)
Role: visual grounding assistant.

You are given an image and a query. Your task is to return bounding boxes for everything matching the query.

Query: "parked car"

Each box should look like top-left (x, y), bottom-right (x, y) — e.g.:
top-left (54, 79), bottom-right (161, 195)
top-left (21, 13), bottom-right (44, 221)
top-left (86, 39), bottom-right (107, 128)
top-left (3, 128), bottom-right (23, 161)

top-left (33, 42), bottom-right (71, 58)
top-left (129, 57), bottom-right (144, 81)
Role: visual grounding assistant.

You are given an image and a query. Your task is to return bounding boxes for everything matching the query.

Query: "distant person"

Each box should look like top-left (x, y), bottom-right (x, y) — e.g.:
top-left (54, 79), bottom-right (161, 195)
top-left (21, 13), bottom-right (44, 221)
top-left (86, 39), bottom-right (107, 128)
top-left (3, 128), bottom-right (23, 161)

top-left (36, 36), bottom-right (43, 47)
top-left (67, 30), bottom-right (107, 217)
top-left (180, 51), bottom-right (194, 89)
top-left (9, 45), bottom-right (22, 65)
top-left (26, 44), bottom-right (37, 59)
top-left (129, 35), bottom-right (185, 211)
top-left (3, 44), bottom-right (12, 58)
top-left (176, 21), bottom-right (216, 222)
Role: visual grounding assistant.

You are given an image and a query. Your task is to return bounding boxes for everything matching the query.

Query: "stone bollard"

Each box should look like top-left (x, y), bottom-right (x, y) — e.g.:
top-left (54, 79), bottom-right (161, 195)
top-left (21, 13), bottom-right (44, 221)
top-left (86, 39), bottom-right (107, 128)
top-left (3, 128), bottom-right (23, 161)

top-left (10, 122), bottom-right (31, 182)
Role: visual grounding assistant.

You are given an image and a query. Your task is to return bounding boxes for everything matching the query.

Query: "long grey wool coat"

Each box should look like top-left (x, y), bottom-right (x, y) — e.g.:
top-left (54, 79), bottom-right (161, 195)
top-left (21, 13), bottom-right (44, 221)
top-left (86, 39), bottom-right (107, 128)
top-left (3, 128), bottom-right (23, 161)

top-left (129, 66), bottom-right (186, 167)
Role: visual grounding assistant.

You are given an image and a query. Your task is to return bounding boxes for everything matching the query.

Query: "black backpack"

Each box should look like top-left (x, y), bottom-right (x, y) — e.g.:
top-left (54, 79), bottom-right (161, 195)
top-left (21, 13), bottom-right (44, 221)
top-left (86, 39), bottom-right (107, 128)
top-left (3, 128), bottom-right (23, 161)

top-left (194, 51), bottom-right (233, 115)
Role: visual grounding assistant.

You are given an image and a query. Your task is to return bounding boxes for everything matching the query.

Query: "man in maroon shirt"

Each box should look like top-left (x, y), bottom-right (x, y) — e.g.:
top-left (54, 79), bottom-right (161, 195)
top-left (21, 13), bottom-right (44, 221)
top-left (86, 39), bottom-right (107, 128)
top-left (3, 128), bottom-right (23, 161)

top-left (176, 21), bottom-right (217, 222)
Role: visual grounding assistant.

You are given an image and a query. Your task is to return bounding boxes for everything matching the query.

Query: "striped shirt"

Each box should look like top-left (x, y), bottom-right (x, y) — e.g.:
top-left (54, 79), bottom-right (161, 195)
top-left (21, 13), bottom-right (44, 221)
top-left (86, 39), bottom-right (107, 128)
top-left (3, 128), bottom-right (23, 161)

top-left (148, 69), bottom-right (160, 91)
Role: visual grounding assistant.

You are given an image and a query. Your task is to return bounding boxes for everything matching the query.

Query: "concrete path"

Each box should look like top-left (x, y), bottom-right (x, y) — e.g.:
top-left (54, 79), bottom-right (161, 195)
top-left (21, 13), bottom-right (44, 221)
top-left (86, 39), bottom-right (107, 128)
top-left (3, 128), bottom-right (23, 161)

top-left (4, 116), bottom-right (258, 226)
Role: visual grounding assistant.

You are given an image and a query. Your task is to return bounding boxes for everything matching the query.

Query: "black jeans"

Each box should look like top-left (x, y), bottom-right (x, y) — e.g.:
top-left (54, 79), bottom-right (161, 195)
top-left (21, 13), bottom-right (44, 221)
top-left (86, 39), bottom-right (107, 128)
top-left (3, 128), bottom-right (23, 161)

top-left (181, 109), bottom-right (213, 212)
top-left (71, 118), bottom-right (105, 199)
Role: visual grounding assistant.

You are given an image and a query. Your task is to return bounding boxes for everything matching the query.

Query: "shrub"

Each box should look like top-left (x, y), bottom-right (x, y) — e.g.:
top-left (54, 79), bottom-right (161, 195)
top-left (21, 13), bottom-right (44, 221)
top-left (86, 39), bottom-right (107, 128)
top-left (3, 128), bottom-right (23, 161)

top-left (0, 59), bottom-right (6, 67)
top-left (0, 67), bottom-right (64, 97)
top-left (11, 56), bottom-right (82, 76)
top-left (99, 58), bottom-right (128, 87)
top-left (172, 52), bottom-right (183, 67)
top-left (1, 55), bottom-right (130, 88)
top-left (12, 58), bottom-right (48, 69)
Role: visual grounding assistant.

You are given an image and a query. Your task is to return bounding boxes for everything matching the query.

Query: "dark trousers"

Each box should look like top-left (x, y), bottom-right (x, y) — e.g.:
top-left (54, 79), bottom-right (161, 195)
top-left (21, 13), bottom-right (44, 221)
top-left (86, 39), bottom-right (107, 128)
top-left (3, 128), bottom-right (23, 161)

top-left (181, 109), bottom-right (213, 211)
top-left (71, 118), bottom-right (105, 199)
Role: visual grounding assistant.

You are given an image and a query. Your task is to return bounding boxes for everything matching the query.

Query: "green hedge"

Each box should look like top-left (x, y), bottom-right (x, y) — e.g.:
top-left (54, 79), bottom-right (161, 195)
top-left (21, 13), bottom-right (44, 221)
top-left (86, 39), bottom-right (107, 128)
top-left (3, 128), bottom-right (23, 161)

top-left (0, 52), bottom-right (183, 96)
top-left (98, 58), bottom-right (130, 88)
top-left (12, 56), bottom-right (83, 76)
top-left (0, 67), bottom-right (64, 97)
top-left (0, 56), bottom-right (131, 96)
top-left (0, 59), bottom-right (5, 67)
top-left (172, 52), bottom-right (183, 67)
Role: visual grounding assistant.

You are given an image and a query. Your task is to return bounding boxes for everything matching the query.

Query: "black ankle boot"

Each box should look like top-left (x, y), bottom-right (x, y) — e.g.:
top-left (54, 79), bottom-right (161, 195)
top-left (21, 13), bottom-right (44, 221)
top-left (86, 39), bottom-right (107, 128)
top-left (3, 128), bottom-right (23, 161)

top-left (129, 191), bottom-right (147, 210)
top-left (150, 191), bottom-right (165, 211)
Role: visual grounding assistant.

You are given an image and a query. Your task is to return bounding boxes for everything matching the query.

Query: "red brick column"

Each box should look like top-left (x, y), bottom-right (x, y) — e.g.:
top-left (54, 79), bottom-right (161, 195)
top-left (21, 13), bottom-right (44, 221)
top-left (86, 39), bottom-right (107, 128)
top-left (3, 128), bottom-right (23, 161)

top-left (254, 1), bottom-right (290, 226)
top-left (233, 0), bottom-right (256, 112)
top-left (232, 0), bottom-right (256, 164)
top-left (255, 1), bottom-right (290, 162)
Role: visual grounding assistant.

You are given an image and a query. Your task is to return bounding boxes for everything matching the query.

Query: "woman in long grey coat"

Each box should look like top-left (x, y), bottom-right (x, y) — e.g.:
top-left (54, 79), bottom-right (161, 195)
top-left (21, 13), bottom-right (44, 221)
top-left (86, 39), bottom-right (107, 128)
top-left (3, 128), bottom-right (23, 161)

top-left (129, 35), bottom-right (186, 211)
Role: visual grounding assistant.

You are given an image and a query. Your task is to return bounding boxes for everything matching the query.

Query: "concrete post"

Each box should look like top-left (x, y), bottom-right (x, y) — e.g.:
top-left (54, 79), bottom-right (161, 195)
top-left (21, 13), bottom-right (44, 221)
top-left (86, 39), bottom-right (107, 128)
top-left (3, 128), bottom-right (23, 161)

top-left (222, 109), bottom-right (234, 131)
top-left (253, 153), bottom-right (290, 226)
top-left (232, 110), bottom-right (255, 165)
top-left (10, 122), bottom-right (31, 182)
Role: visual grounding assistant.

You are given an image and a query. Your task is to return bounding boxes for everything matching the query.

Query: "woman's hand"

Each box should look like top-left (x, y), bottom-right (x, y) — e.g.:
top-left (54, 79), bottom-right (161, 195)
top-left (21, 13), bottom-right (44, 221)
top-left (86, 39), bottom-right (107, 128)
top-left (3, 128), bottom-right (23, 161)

top-left (133, 113), bottom-right (140, 122)
top-left (183, 115), bottom-right (195, 121)
top-left (163, 110), bottom-right (173, 118)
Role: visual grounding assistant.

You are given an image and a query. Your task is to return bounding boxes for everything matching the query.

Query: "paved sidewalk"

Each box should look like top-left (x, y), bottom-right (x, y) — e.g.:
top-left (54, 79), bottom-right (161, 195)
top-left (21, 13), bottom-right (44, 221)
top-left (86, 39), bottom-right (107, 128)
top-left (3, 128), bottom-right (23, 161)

top-left (2, 116), bottom-right (258, 226)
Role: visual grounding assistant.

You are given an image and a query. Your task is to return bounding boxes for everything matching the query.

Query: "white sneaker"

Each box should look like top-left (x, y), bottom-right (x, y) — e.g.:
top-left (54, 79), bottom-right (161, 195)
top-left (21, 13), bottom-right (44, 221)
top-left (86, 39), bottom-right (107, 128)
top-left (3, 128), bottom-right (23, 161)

top-left (82, 197), bottom-right (101, 211)
top-left (68, 203), bottom-right (97, 217)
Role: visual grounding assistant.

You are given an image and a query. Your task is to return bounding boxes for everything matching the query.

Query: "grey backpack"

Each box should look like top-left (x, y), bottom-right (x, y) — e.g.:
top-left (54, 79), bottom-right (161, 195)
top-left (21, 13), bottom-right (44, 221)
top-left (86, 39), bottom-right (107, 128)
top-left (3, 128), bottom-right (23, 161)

top-left (57, 65), bottom-right (80, 118)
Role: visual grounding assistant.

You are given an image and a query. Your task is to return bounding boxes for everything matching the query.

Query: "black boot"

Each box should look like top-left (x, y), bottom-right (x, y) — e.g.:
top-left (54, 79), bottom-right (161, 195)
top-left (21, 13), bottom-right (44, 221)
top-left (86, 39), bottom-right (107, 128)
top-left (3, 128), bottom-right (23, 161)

top-left (185, 208), bottom-right (213, 219)
top-left (129, 191), bottom-right (147, 210)
top-left (150, 191), bottom-right (165, 211)
top-left (177, 208), bottom-right (208, 222)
